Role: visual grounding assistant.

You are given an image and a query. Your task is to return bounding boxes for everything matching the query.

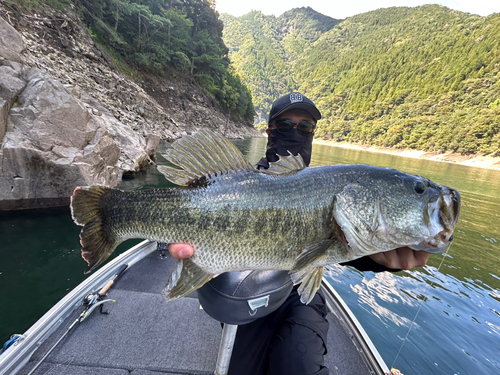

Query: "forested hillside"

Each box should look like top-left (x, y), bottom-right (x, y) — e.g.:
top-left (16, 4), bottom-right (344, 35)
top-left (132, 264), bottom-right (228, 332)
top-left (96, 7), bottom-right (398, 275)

top-left (223, 5), bottom-right (500, 155)
top-left (220, 7), bottom-right (340, 121)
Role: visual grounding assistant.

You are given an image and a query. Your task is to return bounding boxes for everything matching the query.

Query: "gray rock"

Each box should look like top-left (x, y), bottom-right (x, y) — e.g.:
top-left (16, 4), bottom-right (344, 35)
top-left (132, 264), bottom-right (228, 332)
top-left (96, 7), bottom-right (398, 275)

top-left (145, 134), bottom-right (160, 159)
top-left (0, 15), bottom-right (25, 62)
top-left (0, 66), bottom-right (148, 210)
top-left (0, 64), bottom-right (26, 142)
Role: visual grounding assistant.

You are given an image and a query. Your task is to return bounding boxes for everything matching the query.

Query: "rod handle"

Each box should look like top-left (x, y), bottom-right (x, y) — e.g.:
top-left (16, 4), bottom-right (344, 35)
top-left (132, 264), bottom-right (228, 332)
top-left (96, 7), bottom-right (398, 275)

top-left (98, 280), bottom-right (114, 295)
top-left (99, 264), bottom-right (128, 294)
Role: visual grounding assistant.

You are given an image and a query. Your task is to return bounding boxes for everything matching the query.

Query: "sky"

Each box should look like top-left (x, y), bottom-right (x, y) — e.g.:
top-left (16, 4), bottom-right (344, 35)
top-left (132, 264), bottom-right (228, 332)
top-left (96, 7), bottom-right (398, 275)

top-left (215, 0), bottom-right (500, 19)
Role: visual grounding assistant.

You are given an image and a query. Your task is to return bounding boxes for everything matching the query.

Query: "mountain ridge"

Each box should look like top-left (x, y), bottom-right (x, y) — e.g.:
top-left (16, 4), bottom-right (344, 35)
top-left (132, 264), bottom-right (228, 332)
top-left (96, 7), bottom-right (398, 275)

top-left (222, 5), bottom-right (500, 156)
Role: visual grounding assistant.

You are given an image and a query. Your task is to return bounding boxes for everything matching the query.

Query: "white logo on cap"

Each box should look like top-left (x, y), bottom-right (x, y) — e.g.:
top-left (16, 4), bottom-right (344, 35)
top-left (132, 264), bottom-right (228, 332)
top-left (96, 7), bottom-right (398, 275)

top-left (290, 93), bottom-right (303, 103)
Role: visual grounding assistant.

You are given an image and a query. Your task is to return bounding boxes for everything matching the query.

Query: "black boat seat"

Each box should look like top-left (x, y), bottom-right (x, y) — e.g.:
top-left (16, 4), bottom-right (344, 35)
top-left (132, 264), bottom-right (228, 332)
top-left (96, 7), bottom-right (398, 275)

top-left (197, 269), bottom-right (294, 325)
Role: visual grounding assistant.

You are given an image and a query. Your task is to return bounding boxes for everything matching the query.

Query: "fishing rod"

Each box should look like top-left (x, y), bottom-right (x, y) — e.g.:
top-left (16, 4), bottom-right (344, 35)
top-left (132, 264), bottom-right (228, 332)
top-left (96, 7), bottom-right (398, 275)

top-left (27, 263), bottom-right (129, 375)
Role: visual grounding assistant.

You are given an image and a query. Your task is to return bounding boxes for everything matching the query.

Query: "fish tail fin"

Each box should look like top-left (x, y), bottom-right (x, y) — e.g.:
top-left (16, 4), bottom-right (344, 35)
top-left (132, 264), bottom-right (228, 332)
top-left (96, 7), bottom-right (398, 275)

top-left (71, 186), bottom-right (118, 274)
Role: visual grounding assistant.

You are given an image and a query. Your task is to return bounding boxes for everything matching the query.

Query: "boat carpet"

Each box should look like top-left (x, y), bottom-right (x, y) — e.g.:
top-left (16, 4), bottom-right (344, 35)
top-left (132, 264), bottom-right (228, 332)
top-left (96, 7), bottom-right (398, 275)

top-left (19, 363), bottom-right (129, 374)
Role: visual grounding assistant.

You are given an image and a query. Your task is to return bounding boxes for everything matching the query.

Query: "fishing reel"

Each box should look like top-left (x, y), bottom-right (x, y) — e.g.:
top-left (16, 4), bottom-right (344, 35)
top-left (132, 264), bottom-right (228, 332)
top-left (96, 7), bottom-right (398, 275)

top-left (79, 263), bottom-right (129, 321)
top-left (81, 291), bottom-right (115, 318)
top-left (157, 241), bottom-right (169, 258)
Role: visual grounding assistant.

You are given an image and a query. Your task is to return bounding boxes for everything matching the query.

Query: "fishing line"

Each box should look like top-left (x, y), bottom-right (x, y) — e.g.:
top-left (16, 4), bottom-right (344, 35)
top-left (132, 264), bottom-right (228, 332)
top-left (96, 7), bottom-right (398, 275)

top-left (390, 246), bottom-right (451, 370)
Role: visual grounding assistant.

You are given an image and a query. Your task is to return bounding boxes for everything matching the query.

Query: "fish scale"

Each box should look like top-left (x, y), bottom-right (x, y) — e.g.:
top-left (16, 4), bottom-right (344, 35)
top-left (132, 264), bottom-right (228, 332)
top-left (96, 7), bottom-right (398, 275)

top-left (96, 169), bottom-right (336, 272)
top-left (70, 129), bottom-right (460, 304)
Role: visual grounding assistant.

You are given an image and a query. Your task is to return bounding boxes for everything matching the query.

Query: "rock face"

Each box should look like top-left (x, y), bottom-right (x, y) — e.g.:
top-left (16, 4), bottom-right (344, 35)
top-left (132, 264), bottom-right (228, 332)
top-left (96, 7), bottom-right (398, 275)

top-left (0, 6), bottom-right (259, 210)
top-left (0, 12), bottom-right (25, 63)
top-left (0, 60), bottom-right (149, 210)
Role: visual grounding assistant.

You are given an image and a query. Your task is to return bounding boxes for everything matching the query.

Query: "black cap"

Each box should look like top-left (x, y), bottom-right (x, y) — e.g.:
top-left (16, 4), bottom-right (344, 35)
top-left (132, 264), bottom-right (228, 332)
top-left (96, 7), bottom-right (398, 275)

top-left (268, 93), bottom-right (322, 123)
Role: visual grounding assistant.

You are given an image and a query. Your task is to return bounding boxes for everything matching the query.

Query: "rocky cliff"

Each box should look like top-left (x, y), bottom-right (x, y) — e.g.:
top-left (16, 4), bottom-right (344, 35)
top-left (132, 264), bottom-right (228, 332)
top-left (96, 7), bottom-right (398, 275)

top-left (0, 4), bottom-right (259, 210)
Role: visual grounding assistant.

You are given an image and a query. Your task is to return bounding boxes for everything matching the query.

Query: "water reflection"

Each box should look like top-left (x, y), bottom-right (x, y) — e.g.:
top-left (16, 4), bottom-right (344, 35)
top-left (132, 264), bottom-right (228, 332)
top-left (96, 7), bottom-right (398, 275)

top-left (326, 260), bottom-right (500, 374)
top-left (348, 270), bottom-right (418, 328)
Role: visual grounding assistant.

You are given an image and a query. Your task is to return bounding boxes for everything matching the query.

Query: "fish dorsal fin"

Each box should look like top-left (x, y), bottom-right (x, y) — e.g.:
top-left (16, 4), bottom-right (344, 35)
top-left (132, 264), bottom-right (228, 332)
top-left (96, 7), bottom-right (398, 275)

top-left (259, 152), bottom-right (306, 175)
top-left (157, 129), bottom-right (255, 186)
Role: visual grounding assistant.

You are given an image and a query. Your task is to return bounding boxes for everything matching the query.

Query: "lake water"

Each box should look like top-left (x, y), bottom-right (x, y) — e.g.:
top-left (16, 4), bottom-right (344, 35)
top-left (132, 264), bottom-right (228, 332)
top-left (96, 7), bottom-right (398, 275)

top-left (1, 137), bottom-right (499, 375)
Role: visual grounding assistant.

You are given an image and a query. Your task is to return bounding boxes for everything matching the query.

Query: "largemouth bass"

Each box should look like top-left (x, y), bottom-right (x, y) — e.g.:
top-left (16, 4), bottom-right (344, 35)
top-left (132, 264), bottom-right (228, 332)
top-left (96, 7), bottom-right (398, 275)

top-left (70, 129), bottom-right (460, 304)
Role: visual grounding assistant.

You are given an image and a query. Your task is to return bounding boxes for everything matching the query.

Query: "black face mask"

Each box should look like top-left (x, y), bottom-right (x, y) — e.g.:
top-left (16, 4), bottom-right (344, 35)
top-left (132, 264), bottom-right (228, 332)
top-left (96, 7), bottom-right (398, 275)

top-left (262, 128), bottom-right (314, 167)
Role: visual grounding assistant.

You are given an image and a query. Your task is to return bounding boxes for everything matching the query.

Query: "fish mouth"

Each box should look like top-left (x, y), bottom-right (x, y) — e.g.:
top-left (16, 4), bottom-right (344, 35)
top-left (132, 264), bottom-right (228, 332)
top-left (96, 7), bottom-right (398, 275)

top-left (415, 187), bottom-right (460, 253)
top-left (415, 230), bottom-right (453, 254)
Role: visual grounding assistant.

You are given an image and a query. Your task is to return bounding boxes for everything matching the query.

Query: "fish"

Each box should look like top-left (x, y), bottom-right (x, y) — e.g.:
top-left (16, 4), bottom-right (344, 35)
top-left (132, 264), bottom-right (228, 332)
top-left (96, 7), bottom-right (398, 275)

top-left (70, 129), bottom-right (461, 304)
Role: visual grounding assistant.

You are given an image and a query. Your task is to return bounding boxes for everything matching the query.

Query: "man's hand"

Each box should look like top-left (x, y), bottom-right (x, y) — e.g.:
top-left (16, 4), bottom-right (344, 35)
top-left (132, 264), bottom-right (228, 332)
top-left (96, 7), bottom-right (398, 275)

top-left (368, 247), bottom-right (430, 270)
top-left (168, 243), bottom-right (194, 259)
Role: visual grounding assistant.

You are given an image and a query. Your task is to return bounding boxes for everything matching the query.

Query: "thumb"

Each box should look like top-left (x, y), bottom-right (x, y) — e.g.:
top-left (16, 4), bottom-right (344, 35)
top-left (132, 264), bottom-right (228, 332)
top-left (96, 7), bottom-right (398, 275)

top-left (168, 243), bottom-right (194, 259)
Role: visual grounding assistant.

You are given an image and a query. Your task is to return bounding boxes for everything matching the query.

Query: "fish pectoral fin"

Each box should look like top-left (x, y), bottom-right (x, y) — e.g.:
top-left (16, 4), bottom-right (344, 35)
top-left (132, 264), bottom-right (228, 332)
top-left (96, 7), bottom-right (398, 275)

top-left (290, 266), bottom-right (324, 305)
top-left (162, 259), bottom-right (213, 300)
top-left (291, 240), bottom-right (333, 272)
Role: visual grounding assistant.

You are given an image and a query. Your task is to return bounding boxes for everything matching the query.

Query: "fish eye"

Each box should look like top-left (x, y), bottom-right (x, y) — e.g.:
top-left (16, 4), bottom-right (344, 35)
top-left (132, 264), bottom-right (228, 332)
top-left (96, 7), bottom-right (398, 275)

top-left (413, 180), bottom-right (426, 194)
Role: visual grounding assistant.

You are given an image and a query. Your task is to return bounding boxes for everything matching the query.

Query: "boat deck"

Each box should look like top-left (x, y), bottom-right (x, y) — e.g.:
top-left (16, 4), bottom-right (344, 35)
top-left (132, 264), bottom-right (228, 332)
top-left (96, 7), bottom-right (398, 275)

top-left (18, 249), bottom-right (381, 375)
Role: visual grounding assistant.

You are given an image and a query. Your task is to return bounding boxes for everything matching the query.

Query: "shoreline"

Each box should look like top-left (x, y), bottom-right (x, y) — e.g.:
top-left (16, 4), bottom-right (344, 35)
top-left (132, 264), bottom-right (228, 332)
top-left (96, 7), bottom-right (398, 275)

top-left (313, 140), bottom-right (500, 171)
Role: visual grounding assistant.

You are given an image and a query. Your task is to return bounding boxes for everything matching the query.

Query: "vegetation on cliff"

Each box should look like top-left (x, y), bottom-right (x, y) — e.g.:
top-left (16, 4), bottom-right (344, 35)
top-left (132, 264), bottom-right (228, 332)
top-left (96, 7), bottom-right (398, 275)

top-left (223, 6), bottom-right (500, 155)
